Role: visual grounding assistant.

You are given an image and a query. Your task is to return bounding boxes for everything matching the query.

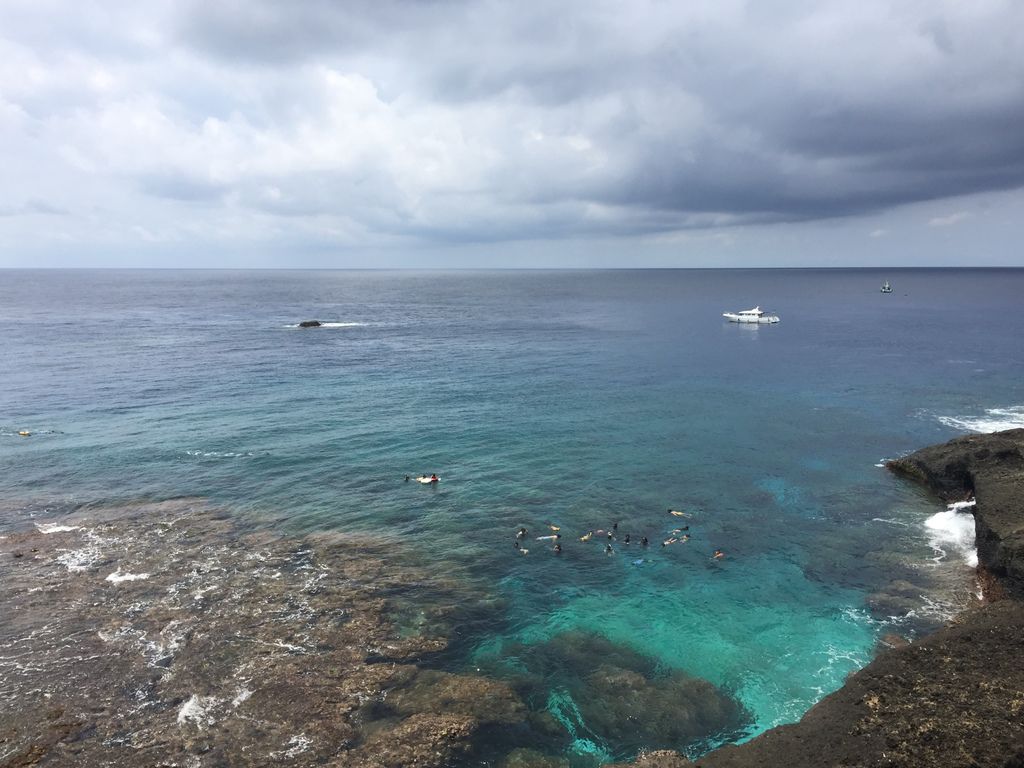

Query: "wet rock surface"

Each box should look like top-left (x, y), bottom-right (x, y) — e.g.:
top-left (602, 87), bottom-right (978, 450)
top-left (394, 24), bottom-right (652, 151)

top-left (0, 499), bottom-right (517, 767)
top-left (621, 429), bottom-right (1024, 768)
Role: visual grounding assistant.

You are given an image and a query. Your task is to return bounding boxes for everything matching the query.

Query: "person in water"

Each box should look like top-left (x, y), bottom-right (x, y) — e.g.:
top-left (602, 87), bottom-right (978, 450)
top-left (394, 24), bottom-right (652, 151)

top-left (517, 527), bottom-right (528, 539)
top-left (554, 543), bottom-right (562, 554)
top-left (605, 543), bottom-right (613, 554)
top-left (624, 533), bottom-right (630, 544)
top-left (641, 536), bottom-right (649, 547)
top-left (713, 549), bottom-right (725, 559)
top-left (430, 474), bottom-right (438, 482)
top-left (404, 475), bottom-right (410, 482)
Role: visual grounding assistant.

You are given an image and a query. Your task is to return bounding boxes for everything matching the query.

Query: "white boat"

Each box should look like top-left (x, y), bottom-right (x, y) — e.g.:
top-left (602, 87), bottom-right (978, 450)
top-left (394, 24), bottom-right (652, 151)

top-left (722, 306), bottom-right (779, 324)
top-left (880, 281), bottom-right (893, 293)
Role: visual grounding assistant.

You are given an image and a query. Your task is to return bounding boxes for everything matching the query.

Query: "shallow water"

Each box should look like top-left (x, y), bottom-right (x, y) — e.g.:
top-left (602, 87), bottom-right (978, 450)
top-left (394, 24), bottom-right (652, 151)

top-left (1, 267), bottom-right (1022, 760)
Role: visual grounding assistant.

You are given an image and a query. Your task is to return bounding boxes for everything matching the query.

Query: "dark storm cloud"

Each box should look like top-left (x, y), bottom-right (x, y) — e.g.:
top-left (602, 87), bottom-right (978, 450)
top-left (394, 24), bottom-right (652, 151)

top-left (3, 0), bottom-right (1023, 260)
top-left (168, 0), bottom-right (1024, 238)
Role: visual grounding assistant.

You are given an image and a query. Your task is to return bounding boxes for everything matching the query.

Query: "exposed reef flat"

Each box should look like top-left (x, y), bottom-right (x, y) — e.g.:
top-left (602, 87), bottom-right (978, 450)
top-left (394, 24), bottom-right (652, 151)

top-left (0, 499), bottom-right (522, 767)
top-left (616, 429), bottom-right (1024, 768)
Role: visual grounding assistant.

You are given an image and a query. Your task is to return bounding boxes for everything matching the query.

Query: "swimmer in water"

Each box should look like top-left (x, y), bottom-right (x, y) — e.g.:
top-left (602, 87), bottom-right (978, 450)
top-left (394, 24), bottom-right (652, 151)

top-left (662, 537), bottom-right (677, 547)
top-left (517, 527), bottom-right (528, 539)
top-left (712, 549), bottom-right (725, 559)
top-left (668, 509), bottom-right (688, 517)
top-left (580, 531), bottom-right (593, 542)
top-left (554, 543), bottom-right (562, 554)
top-left (536, 534), bottom-right (560, 541)
top-left (612, 522), bottom-right (618, 532)
top-left (641, 536), bottom-right (649, 547)
top-left (519, 548), bottom-right (529, 555)
top-left (681, 534), bottom-right (690, 542)
top-left (404, 475), bottom-right (410, 482)
top-left (548, 524), bottom-right (561, 532)
top-left (605, 544), bottom-right (613, 554)
top-left (624, 534), bottom-right (630, 544)
top-left (514, 541), bottom-right (520, 550)
top-left (607, 532), bottom-right (614, 541)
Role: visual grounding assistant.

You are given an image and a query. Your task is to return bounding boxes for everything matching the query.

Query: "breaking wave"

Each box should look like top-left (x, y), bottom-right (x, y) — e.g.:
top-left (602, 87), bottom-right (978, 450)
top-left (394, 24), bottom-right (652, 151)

top-left (934, 405), bottom-right (1024, 433)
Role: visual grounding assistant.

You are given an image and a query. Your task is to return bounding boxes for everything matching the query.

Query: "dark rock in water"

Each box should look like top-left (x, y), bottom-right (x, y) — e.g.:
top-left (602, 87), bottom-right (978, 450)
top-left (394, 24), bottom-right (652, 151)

top-left (498, 747), bottom-right (571, 768)
top-left (386, 669), bottom-right (527, 725)
top-left (477, 631), bottom-right (748, 760)
top-left (298, 320), bottom-right (322, 328)
top-left (609, 750), bottom-right (695, 768)
top-left (888, 428), bottom-right (1024, 598)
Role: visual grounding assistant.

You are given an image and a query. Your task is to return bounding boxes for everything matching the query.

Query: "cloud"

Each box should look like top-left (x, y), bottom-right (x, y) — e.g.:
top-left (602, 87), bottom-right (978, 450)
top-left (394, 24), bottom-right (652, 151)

top-left (1, 0), bottom-right (1023, 262)
top-left (928, 211), bottom-right (972, 227)
top-left (0, 199), bottom-right (69, 217)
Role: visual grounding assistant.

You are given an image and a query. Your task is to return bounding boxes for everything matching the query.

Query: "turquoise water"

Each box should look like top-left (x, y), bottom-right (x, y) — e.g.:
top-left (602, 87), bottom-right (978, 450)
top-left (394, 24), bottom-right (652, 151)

top-left (2, 268), bottom-right (1022, 760)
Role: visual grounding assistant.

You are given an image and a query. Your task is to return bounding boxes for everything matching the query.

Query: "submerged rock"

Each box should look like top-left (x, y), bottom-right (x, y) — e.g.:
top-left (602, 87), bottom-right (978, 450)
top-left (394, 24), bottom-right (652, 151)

top-left (478, 631), bottom-right (749, 760)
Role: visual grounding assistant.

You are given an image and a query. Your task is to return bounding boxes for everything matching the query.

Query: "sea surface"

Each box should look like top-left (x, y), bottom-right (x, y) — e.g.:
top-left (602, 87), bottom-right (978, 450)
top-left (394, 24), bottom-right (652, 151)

top-left (2, 268), bottom-right (1022, 762)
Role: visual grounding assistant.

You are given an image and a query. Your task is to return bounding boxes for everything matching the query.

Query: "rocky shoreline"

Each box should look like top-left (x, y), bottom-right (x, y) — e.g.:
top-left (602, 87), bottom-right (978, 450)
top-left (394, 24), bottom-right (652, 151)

top-left (616, 429), bottom-right (1024, 768)
top-left (3, 430), bottom-right (1023, 767)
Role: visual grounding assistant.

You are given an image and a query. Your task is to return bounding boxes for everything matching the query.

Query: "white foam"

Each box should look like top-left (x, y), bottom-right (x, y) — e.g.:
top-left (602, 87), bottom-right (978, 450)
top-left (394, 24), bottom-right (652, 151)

top-left (270, 735), bottom-right (313, 759)
top-left (924, 508), bottom-right (978, 567)
top-left (177, 694), bottom-right (222, 728)
top-left (231, 688), bottom-right (252, 708)
top-left (56, 535), bottom-right (104, 572)
top-left (185, 450), bottom-right (257, 459)
top-left (105, 570), bottom-right (151, 583)
top-left (935, 405), bottom-right (1024, 433)
top-left (35, 523), bottom-right (79, 534)
top-left (947, 499), bottom-right (976, 512)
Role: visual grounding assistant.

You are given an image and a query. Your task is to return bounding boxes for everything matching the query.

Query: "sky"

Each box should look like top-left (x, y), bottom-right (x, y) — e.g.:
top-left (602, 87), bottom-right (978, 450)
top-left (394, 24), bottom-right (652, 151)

top-left (1, 0), bottom-right (1023, 268)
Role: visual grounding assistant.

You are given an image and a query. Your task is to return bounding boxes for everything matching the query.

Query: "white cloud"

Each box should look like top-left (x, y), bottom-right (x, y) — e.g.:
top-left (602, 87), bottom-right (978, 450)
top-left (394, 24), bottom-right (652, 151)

top-left (928, 211), bottom-right (972, 227)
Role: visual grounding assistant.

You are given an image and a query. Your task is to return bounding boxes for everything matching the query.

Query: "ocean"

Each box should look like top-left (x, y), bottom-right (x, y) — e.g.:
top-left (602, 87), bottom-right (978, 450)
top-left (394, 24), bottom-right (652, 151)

top-left (1, 267), bottom-right (1022, 763)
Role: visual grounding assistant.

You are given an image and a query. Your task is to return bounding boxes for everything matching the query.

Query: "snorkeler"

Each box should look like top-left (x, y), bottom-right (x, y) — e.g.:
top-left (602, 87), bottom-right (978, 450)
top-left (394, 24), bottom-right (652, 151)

top-left (580, 531), bottom-right (593, 542)
top-left (712, 549), bottom-right (725, 559)
top-left (668, 509), bottom-right (688, 517)
top-left (536, 534), bottom-right (560, 541)
top-left (517, 527), bottom-right (529, 539)
top-left (554, 543), bottom-right (562, 554)
top-left (662, 537), bottom-right (678, 547)
top-left (548, 524), bottom-right (561, 531)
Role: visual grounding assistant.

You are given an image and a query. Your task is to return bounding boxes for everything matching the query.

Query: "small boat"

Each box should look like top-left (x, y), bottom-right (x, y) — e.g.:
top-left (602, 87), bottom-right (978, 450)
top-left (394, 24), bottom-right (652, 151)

top-left (722, 306), bottom-right (779, 324)
top-left (880, 281), bottom-right (893, 293)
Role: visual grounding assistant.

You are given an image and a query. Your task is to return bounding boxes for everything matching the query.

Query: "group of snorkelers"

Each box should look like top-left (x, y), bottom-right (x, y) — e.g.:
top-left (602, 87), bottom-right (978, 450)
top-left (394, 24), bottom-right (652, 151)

top-left (513, 508), bottom-right (725, 561)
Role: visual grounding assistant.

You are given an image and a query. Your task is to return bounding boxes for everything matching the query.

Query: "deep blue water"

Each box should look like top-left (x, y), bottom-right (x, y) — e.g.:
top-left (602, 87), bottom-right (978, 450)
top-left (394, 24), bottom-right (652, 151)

top-left (2, 268), bottom-right (1022, 760)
